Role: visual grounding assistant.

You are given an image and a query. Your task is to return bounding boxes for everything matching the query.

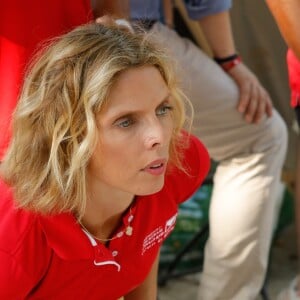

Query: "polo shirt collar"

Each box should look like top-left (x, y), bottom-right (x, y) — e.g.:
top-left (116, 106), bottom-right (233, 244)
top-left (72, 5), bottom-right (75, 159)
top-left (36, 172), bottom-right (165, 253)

top-left (38, 200), bottom-right (139, 261)
top-left (38, 212), bottom-right (94, 260)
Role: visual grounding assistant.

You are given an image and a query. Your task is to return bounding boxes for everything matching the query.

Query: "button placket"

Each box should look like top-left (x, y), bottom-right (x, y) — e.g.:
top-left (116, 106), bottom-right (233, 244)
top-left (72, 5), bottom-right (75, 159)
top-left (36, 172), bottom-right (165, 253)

top-left (94, 246), bottom-right (104, 260)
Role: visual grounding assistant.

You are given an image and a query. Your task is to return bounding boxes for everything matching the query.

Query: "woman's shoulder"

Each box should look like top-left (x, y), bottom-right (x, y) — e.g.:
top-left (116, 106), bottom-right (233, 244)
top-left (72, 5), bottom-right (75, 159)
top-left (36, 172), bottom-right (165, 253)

top-left (0, 178), bottom-right (40, 253)
top-left (0, 178), bottom-right (52, 296)
top-left (164, 134), bottom-right (210, 204)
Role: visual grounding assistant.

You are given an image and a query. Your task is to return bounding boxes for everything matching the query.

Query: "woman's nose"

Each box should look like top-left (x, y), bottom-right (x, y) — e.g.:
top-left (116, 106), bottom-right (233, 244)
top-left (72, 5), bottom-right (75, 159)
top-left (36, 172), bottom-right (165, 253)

top-left (144, 119), bottom-right (164, 149)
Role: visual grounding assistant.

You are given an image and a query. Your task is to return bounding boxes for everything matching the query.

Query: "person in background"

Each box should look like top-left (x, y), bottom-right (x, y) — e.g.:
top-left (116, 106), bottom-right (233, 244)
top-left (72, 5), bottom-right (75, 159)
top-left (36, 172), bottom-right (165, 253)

top-left (266, 1), bottom-right (300, 299)
top-left (0, 22), bottom-right (210, 299)
top-left (265, 0), bottom-right (300, 60)
top-left (0, 0), bottom-right (128, 159)
top-left (127, 0), bottom-right (287, 299)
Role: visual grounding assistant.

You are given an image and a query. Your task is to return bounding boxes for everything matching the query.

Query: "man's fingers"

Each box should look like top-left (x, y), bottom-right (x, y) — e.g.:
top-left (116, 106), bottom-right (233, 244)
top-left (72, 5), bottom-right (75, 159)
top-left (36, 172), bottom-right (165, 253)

top-left (95, 15), bottom-right (115, 25)
top-left (244, 84), bottom-right (258, 123)
top-left (237, 82), bottom-right (251, 114)
top-left (249, 88), bottom-right (273, 124)
top-left (95, 16), bottom-right (134, 32)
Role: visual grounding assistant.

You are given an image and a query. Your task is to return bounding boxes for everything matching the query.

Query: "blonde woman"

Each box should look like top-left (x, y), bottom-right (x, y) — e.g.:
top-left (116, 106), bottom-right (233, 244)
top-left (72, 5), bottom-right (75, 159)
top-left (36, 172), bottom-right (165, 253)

top-left (0, 22), bottom-right (209, 299)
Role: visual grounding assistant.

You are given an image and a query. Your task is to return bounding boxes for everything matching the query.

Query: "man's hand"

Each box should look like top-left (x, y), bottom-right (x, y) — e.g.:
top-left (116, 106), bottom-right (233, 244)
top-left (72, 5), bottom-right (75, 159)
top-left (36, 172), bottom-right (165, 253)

top-left (228, 62), bottom-right (273, 124)
top-left (95, 15), bottom-right (134, 33)
top-left (95, 15), bottom-right (115, 26)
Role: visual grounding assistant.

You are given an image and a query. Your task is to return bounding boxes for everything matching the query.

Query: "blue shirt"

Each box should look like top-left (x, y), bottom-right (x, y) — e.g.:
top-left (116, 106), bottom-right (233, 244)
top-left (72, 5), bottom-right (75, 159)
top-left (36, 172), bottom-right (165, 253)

top-left (129, 0), bottom-right (232, 21)
top-left (184, 0), bottom-right (231, 19)
top-left (130, 0), bottom-right (161, 20)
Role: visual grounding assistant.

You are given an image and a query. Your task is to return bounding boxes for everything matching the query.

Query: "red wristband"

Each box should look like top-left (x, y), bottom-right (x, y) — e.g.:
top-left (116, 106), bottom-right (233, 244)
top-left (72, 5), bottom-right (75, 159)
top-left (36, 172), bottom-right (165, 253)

top-left (219, 56), bottom-right (242, 72)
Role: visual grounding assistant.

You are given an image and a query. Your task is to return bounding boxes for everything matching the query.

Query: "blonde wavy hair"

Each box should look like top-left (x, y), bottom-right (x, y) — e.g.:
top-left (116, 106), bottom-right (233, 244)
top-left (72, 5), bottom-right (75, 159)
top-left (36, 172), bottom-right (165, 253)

top-left (1, 22), bottom-right (193, 217)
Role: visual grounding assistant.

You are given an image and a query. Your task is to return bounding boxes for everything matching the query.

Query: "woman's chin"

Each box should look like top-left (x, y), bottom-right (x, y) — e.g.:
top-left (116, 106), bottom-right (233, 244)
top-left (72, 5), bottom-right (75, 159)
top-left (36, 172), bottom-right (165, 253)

top-left (136, 179), bottom-right (165, 196)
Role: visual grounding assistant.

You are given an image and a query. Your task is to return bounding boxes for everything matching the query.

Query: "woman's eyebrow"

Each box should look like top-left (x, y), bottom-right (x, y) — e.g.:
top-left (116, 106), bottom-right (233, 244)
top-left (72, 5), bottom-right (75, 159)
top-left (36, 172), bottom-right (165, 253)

top-left (110, 93), bottom-right (172, 119)
top-left (155, 93), bottom-right (172, 107)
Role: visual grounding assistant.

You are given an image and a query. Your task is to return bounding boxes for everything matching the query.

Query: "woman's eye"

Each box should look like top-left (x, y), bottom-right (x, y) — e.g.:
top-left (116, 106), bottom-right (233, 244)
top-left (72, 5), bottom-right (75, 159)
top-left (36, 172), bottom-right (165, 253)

top-left (156, 105), bottom-right (173, 116)
top-left (116, 118), bottom-right (134, 128)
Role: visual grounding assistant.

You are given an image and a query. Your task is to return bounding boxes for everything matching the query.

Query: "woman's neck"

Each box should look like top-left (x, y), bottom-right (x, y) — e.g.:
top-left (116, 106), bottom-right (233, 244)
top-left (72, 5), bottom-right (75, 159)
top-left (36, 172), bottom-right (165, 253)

top-left (80, 177), bottom-right (135, 242)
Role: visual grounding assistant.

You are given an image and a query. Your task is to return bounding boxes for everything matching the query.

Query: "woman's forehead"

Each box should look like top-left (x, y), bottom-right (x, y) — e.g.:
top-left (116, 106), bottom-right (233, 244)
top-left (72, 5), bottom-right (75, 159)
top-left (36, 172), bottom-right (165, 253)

top-left (105, 66), bottom-right (169, 106)
top-left (93, 68), bottom-right (170, 125)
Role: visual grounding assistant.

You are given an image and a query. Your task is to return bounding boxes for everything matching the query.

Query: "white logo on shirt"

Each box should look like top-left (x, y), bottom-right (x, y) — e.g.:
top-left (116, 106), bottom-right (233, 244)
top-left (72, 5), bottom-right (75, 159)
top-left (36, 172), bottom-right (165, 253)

top-left (142, 213), bottom-right (178, 255)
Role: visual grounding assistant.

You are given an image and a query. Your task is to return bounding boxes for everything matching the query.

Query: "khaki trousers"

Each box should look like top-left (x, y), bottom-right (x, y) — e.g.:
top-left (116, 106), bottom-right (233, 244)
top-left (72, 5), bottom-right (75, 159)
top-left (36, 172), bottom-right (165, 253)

top-left (151, 23), bottom-right (288, 300)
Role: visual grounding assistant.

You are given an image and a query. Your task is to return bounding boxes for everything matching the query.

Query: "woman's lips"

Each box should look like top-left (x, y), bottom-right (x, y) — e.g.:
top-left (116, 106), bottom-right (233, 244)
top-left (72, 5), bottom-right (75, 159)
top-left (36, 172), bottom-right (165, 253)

top-left (142, 159), bottom-right (167, 176)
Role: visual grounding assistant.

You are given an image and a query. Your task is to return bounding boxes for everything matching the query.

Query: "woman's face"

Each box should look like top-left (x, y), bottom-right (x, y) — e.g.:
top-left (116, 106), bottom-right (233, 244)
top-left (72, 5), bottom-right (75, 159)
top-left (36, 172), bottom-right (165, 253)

top-left (88, 66), bottom-right (174, 197)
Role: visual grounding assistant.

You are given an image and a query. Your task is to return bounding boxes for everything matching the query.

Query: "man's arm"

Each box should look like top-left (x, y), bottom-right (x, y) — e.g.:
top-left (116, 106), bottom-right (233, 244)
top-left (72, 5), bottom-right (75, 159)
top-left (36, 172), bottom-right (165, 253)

top-left (198, 10), bottom-right (273, 124)
top-left (198, 11), bottom-right (235, 58)
top-left (124, 254), bottom-right (159, 300)
top-left (163, 0), bottom-right (174, 28)
top-left (265, 0), bottom-right (300, 59)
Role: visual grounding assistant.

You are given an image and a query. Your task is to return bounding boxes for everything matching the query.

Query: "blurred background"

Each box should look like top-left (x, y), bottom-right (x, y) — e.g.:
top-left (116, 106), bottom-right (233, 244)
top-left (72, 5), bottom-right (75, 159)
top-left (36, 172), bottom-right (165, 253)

top-left (157, 1), bottom-right (298, 299)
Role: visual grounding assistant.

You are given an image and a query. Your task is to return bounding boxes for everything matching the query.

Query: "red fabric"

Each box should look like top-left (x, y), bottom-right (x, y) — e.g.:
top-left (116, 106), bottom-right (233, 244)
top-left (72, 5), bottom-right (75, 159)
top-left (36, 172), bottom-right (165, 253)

top-left (0, 0), bottom-right (93, 159)
top-left (287, 48), bottom-right (300, 107)
top-left (0, 134), bottom-right (210, 299)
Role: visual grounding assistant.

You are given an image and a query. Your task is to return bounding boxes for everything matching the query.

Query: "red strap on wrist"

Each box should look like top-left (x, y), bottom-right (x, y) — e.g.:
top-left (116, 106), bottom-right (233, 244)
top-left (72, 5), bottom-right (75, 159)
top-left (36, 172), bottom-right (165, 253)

top-left (219, 56), bottom-right (242, 72)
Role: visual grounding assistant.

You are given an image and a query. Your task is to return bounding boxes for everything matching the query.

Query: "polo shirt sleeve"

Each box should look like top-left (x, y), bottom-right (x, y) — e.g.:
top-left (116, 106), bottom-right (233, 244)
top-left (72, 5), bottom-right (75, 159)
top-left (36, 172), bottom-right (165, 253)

top-left (169, 133), bottom-right (210, 204)
top-left (184, 0), bottom-right (232, 20)
top-left (0, 180), bottom-right (51, 298)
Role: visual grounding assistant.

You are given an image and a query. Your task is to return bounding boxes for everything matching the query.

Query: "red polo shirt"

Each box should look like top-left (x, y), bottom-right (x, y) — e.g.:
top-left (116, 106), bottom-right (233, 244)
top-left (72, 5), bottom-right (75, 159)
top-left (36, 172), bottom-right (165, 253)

top-left (0, 134), bottom-right (210, 299)
top-left (287, 49), bottom-right (300, 107)
top-left (0, 0), bottom-right (93, 159)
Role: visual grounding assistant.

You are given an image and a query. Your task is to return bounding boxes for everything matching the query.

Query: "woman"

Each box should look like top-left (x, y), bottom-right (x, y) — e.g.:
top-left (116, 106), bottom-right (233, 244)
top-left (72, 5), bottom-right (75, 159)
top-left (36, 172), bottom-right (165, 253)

top-left (0, 22), bottom-right (209, 299)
